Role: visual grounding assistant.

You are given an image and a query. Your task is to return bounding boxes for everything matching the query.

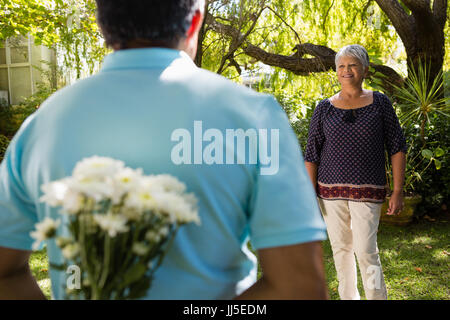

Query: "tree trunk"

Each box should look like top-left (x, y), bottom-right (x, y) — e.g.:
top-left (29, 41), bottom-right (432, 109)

top-left (375, 0), bottom-right (447, 89)
top-left (194, 0), bottom-right (210, 67)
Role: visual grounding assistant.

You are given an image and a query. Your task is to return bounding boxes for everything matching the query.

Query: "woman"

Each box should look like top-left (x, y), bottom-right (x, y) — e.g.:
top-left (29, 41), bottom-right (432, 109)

top-left (304, 44), bottom-right (407, 300)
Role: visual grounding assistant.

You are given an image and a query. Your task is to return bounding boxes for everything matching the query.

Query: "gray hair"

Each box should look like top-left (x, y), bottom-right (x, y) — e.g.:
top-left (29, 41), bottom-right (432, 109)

top-left (335, 44), bottom-right (370, 69)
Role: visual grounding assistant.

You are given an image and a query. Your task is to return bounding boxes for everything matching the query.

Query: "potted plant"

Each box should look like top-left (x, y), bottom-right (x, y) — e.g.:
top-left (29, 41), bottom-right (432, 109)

top-left (380, 59), bottom-right (449, 226)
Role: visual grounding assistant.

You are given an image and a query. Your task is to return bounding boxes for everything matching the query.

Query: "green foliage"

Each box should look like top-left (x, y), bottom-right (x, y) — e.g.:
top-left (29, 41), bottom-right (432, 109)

top-left (20, 61), bottom-right (62, 109)
top-left (0, 0), bottom-right (59, 46)
top-left (369, 59), bottom-right (449, 218)
top-left (387, 145), bottom-right (445, 196)
top-left (0, 134), bottom-right (10, 163)
top-left (267, 89), bottom-right (316, 152)
top-left (393, 60), bottom-right (449, 145)
top-left (1, 0), bottom-right (109, 82)
top-left (0, 105), bottom-right (16, 136)
top-left (385, 59), bottom-right (450, 216)
top-left (322, 220), bottom-right (450, 300)
top-left (411, 113), bottom-right (450, 217)
top-left (202, 0), bottom-right (402, 103)
top-left (0, 104), bottom-right (37, 137)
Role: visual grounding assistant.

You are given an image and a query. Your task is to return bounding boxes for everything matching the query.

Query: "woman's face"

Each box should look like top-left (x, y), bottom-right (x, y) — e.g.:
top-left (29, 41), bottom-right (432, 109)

top-left (336, 55), bottom-right (368, 87)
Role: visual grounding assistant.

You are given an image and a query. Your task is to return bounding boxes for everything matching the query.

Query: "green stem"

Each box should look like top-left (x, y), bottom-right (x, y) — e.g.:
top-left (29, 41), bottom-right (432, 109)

top-left (79, 212), bottom-right (96, 299)
top-left (98, 234), bottom-right (111, 294)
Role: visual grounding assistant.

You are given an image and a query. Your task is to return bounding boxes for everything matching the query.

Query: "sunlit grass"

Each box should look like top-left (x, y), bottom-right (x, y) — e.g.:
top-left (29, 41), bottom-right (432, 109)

top-left (31, 218), bottom-right (449, 300)
top-left (323, 218), bottom-right (450, 300)
top-left (29, 249), bottom-right (51, 299)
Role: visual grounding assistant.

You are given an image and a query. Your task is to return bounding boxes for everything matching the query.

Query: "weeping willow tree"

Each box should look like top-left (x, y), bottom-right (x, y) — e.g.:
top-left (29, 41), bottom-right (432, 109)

top-left (198, 0), bottom-right (448, 103)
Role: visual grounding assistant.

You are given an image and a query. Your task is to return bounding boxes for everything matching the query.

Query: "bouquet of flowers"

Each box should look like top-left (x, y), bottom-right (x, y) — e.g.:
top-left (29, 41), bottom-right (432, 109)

top-left (31, 156), bottom-right (200, 300)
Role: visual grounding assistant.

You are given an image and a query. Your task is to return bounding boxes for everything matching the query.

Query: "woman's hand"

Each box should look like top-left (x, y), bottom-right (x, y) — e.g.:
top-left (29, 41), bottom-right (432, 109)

top-left (387, 191), bottom-right (404, 215)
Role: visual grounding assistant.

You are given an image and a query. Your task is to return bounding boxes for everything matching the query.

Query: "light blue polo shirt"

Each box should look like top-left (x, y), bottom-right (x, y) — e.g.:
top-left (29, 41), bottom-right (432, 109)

top-left (0, 48), bottom-right (326, 299)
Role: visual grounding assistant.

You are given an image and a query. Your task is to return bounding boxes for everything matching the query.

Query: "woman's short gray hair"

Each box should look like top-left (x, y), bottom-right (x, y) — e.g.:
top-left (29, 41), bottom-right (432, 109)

top-left (335, 44), bottom-right (370, 69)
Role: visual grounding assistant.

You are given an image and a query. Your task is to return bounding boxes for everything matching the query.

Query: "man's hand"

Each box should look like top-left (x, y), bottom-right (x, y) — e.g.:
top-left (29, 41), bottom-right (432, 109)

top-left (387, 191), bottom-right (404, 215)
top-left (0, 246), bottom-right (46, 299)
top-left (235, 241), bottom-right (329, 300)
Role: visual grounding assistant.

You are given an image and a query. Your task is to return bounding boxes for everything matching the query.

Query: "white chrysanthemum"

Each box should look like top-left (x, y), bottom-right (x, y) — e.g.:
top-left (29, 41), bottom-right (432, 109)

top-left (61, 189), bottom-right (84, 214)
top-left (40, 180), bottom-right (70, 206)
top-left (132, 242), bottom-right (149, 256)
top-left (158, 226), bottom-right (170, 237)
top-left (121, 208), bottom-right (143, 221)
top-left (124, 186), bottom-right (158, 211)
top-left (145, 230), bottom-right (161, 242)
top-left (41, 179), bottom-right (83, 214)
top-left (30, 217), bottom-right (61, 250)
top-left (151, 192), bottom-right (200, 225)
top-left (62, 243), bottom-right (80, 260)
top-left (72, 156), bottom-right (125, 180)
top-left (93, 213), bottom-right (129, 237)
top-left (83, 278), bottom-right (90, 287)
top-left (182, 192), bottom-right (198, 209)
top-left (144, 174), bottom-right (187, 194)
top-left (55, 236), bottom-right (73, 248)
top-left (111, 167), bottom-right (143, 204)
top-left (67, 176), bottom-right (115, 202)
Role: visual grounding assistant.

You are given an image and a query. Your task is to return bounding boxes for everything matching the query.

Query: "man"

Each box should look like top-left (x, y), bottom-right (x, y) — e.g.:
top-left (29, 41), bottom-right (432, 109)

top-left (0, 0), bottom-right (328, 299)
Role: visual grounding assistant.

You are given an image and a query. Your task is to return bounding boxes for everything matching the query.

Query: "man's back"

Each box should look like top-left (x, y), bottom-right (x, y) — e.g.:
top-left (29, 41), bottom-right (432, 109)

top-left (0, 48), bottom-right (326, 299)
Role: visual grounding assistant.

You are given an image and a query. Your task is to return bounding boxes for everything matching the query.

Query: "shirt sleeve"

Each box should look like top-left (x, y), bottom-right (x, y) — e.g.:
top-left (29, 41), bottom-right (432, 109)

top-left (0, 118), bottom-right (39, 251)
top-left (380, 93), bottom-right (408, 156)
top-left (248, 96), bottom-right (327, 250)
top-left (304, 100), bottom-right (326, 163)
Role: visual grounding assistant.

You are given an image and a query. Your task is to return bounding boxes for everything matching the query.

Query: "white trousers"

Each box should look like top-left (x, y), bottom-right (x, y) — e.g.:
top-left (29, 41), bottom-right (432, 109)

top-left (318, 198), bottom-right (388, 300)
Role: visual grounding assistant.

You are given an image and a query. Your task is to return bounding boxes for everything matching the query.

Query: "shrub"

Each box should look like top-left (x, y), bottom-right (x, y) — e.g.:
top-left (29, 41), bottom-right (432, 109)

top-left (387, 60), bottom-right (450, 218)
top-left (0, 104), bottom-right (37, 137)
top-left (0, 134), bottom-right (10, 163)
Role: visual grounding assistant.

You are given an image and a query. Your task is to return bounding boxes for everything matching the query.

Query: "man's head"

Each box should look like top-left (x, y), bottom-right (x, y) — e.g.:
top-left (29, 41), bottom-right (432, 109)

top-left (95, 0), bottom-right (204, 58)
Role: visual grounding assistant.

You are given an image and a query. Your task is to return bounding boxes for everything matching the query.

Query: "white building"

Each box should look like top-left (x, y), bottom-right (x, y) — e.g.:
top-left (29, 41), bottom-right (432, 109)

top-left (0, 35), bottom-right (56, 105)
top-left (241, 62), bottom-right (273, 89)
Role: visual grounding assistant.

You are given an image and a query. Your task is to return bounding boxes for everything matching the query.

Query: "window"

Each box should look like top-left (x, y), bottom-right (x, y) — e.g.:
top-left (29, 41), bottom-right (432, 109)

top-left (0, 36), bottom-right (33, 105)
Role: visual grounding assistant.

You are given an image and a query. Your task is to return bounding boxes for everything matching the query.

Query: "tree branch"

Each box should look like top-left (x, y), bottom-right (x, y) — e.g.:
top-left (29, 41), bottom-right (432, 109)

top-left (321, 0), bottom-right (336, 31)
top-left (206, 15), bottom-right (404, 89)
top-left (265, 6), bottom-right (302, 44)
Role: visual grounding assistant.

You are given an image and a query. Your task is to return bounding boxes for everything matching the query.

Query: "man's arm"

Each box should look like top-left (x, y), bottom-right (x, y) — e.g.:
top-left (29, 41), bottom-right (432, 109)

top-left (0, 246), bottom-right (46, 299)
top-left (235, 241), bottom-right (329, 299)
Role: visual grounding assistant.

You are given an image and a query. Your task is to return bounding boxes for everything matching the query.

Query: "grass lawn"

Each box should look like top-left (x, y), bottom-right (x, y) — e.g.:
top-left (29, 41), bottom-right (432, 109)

top-left (30, 217), bottom-right (449, 300)
top-left (29, 249), bottom-right (52, 299)
top-left (323, 218), bottom-right (450, 300)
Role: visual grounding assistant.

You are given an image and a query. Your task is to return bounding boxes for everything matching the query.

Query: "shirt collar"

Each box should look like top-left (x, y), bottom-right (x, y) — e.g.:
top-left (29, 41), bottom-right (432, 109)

top-left (100, 48), bottom-right (196, 72)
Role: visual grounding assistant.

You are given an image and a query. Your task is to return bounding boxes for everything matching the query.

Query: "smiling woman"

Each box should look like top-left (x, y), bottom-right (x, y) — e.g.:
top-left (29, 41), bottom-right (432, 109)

top-left (304, 44), bottom-right (408, 300)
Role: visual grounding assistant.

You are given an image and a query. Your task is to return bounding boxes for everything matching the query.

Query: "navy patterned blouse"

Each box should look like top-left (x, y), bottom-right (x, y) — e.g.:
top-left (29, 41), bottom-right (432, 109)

top-left (304, 91), bottom-right (407, 203)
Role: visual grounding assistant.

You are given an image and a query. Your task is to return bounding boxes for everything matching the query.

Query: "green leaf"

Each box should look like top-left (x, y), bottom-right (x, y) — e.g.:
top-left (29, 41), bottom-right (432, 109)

top-left (121, 263), bottom-right (148, 288)
top-left (421, 149), bottom-right (433, 159)
top-left (413, 171), bottom-right (422, 181)
top-left (434, 147), bottom-right (445, 158)
top-left (434, 159), bottom-right (442, 170)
